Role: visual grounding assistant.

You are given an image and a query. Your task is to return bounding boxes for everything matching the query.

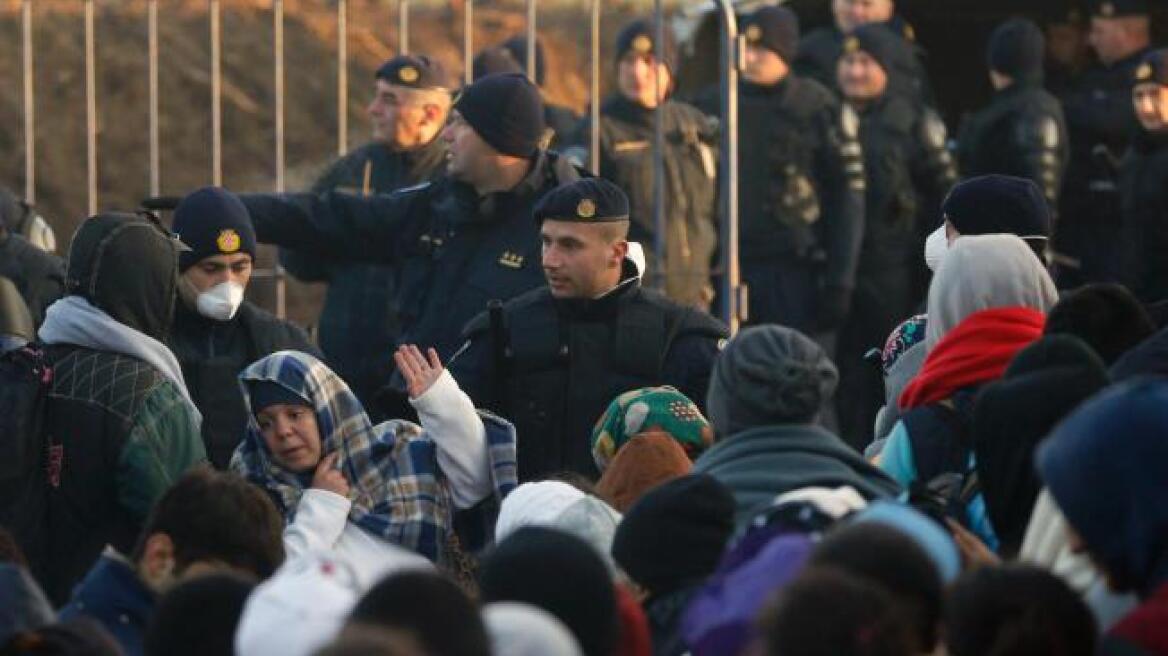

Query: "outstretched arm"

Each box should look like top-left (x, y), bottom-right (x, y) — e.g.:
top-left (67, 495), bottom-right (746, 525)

top-left (396, 345), bottom-right (492, 509)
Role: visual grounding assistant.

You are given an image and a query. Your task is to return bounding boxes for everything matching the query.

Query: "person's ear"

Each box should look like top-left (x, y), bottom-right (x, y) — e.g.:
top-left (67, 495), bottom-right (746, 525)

top-left (612, 239), bottom-right (630, 268)
top-left (139, 533), bottom-right (177, 590)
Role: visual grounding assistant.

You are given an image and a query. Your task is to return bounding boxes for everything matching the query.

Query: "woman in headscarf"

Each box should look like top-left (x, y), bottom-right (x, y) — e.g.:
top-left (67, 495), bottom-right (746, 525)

top-left (231, 346), bottom-right (517, 583)
top-left (591, 386), bottom-right (714, 512)
top-left (878, 234), bottom-right (1058, 548)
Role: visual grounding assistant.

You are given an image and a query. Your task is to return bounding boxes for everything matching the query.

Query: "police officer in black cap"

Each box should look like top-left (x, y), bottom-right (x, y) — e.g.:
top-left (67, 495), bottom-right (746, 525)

top-left (571, 19), bottom-right (719, 309)
top-left (696, 6), bottom-right (865, 333)
top-left (215, 73), bottom-right (580, 419)
top-left (957, 18), bottom-right (1069, 207)
top-left (794, 0), bottom-right (932, 105)
top-left (472, 36), bottom-right (581, 150)
top-left (168, 187), bottom-right (320, 468)
top-left (279, 55), bottom-right (451, 406)
top-left (1119, 49), bottom-right (1168, 303)
top-left (1056, 0), bottom-right (1153, 287)
top-left (835, 24), bottom-right (957, 448)
top-left (449, 178), bottom-right (727, 481)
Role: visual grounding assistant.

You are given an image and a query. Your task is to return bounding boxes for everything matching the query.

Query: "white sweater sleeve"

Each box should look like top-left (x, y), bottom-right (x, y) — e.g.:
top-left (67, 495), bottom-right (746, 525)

top-left (283, 488), bottom-right (352, 560)
top-left (409, 369), bottom-right (492, 509)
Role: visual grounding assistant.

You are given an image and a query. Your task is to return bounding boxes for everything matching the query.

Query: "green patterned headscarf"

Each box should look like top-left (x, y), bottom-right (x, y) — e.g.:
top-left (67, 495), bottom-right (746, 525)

top-left (591, 386), bottom-right (715, 471)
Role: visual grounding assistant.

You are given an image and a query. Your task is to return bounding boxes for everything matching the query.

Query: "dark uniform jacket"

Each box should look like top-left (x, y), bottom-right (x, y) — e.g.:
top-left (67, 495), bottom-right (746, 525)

top-left (1119, 130), bottom-right (1168, 303)
top-left (855, 93), bottom-right (956, 299)
top-left (577, 96), bottom-right (719, 307)
top-left (168, 301), bottom-right (320, 469)
top-left (450, 268), bottom-right (727, 481)
top-left (0, 231), bottom-right (64, 327)
top-left (958, 82), bottom-right (1069, 207)
top-left (279, 139), bottom-right (446, 404)
top-left (545, 103), bottom-right (581, 150)
top-left (241, 151), bottom-right (581, 407)
top-left (1056, 46), bottom-right (1151, 284)
top-left (698, 76), bottom-right (866, 290)
top-left (795, 20), bottom-right (932, 104)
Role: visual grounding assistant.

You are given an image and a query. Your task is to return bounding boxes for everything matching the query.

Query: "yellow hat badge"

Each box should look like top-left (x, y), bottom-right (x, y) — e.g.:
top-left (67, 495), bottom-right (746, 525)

top-left (745, 24), bottom-right (762, 43)
top-left (1137, 62), bottom-right (1154, 81)
top-left (577, 198), bottom-right (597, 219)
top-left (398, 65), bottom-right (420, 84)
top-left (632, 34), bottom-right (653, 54)
top-left (843, 36), bottom-right (860, 54)
top-left (216, 229), bottom-right (242, 254)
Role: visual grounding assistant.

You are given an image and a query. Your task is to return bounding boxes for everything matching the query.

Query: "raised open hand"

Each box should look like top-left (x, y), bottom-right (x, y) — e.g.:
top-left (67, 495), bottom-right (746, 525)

top-left (311, 452), bottom-right (350, 498)
top-left (394, 344), bottom-right (445, 400)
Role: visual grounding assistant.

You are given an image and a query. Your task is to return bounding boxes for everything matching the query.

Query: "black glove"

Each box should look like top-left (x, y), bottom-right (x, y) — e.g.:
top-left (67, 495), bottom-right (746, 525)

top-left (815, 285), bottom-right (852, 333)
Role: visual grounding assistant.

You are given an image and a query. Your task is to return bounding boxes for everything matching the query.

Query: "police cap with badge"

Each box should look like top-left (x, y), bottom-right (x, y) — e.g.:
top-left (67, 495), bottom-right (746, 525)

top-left (1135, 49), bottom-right (1168, 87)
top-left (1089, 0), bottom-right (1149, 18)
top-left (375, 54), bottom-right (451, 90)
top-left (742, 6), bottom-right (801, 64)
top-left (534, 178), bottom-right (631, 226)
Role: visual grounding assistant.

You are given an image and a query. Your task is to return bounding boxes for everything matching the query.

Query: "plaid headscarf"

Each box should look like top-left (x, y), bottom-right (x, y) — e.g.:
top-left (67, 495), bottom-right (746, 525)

top-left (591, 386), bottom-right (714, 471)
top-left (231, 350), bottom-right (517, 564)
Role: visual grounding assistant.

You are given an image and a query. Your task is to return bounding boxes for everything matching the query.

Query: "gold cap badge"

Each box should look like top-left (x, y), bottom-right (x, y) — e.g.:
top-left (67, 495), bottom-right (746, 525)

top-left (1137, 62), bottom-right (1154, 81)
top-left (745, 24), bottom-right (762, 43)
top-left (398, 65), bottom-right (420, 84)
top-left (216, 229), bottom-right (242, 254)
top-left (1100, 2), bottom-right (1115, 17)
top-left (843, 36), bottom-right (860, 54)
top-left (577, 199), bottom-right (597, 219)
top-left (632, 34), bottom-right (653, 54)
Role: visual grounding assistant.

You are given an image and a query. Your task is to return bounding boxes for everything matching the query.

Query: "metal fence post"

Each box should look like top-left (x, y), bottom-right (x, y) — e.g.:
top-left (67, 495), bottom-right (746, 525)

top-left (399, 0), bottom-right (410, 54)
top-left (589, 0), bottom-right (600, 175)
top-left (22, 0), bottom-right (35, 204)
top-left (525, 0), bottom-right (536, 82)
top-left (713, 0), bottom-right (743, 333)
top-left (464, 0), bottom-right (473, 85)
top-left (210, 0), bottom-right (222, 185)
top-left (651, 0), bottom-right (665, 292)
top-left (85, 0), bottom-right (97, 215)
top-left (148, 0), bottom-right (160, 197)
top-left (338, 0), bottom-right (348, 156)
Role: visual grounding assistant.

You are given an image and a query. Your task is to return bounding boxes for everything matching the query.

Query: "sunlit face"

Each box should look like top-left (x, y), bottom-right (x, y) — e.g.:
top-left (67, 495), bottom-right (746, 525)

top-left (540, 220), bottom-right (627, 299)
top-left (440, 110), bottom-right (496, 185)
top-left (617, 52), bottom-right (673, 109)
top-left (832, 0), bottom-right (894, 33)
top-left (838, 50), bottom-right (889, 101)
top-left (743, 45), bottom-right (790, 86)
top-left (256, 403), bottom-right (322, 473)
top-left (182, 253), bottom-right (253, 294)
top-left (1133, 82), bottom-right (1168, 132)
top-left (367, 80), bottom-right (435, 149)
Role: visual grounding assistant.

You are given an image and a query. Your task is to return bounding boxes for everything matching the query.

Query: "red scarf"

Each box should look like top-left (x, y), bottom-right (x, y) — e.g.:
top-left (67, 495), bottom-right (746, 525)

top-left (898, 307), bottom-right (1046, 410)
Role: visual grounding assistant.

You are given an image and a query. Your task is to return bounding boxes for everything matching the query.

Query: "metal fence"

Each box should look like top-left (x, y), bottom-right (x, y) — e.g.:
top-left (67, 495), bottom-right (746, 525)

top-left (17, 0), bottom-right (744, 332)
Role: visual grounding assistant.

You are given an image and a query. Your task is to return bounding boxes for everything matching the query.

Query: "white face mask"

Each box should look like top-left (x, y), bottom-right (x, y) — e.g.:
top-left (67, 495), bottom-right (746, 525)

top-left (923, 225), bottom-right (949, 272)
top-left (196, 281), bottom-right (245, 322)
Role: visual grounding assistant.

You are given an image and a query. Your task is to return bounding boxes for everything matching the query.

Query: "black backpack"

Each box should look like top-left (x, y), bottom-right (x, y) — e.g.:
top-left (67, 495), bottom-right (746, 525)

top-left (904, 399), bottom-right (982, 528)
top-left (0, 343), bottom-right (54, 561)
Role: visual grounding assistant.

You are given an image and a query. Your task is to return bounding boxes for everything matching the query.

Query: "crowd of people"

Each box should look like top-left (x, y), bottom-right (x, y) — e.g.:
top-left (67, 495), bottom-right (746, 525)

top-left (3, 0), bottom-right (1168, 654)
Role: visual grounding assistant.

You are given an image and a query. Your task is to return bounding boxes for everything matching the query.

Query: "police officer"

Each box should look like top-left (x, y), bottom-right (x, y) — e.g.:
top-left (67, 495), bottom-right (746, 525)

top-left (1055, 0), bottom-right (1153, 287)
top-left (279, 55), bottom-right (450, 405)
top-left (1119, 50), bottom-right (1168, 303)
top-left (572, 20), bottom-right (719, 309)
top-left (222, 73), bottom-right (579, 418)
top-left (795, 0), bottom-right (931, 104)
top-left (168, 187), bottom-right (320, 469)
top-left (0, 189), bottom-right (64, 328)
top-left (957, 18), bottom-right (1069, 207)
top-left (448, 178), bottom-right (727, 481)
top-left (835, 25), bottom-right (957, 448)
top-left (696, 6), bottom-right (865, 333)
top-left (472, 36), bottom-right (581, 149)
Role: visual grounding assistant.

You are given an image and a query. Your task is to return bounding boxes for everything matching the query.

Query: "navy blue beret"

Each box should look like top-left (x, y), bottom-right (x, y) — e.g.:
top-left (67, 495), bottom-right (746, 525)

top-left (375, 54), bottom-right (451, 90)
top-left (1135, 49), bottom-right (1168, 86)
top-left (534, 178), bottom-right (630, 225)
top-left (1089, 0), bottom-right (1149, 18)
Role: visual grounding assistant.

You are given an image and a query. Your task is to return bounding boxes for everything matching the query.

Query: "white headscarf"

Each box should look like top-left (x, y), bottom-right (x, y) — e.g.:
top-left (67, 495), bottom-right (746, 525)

top-left (925, 234), bottom-right (1058, 350)
top-left (482, 602), bottom-right (584, 656)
